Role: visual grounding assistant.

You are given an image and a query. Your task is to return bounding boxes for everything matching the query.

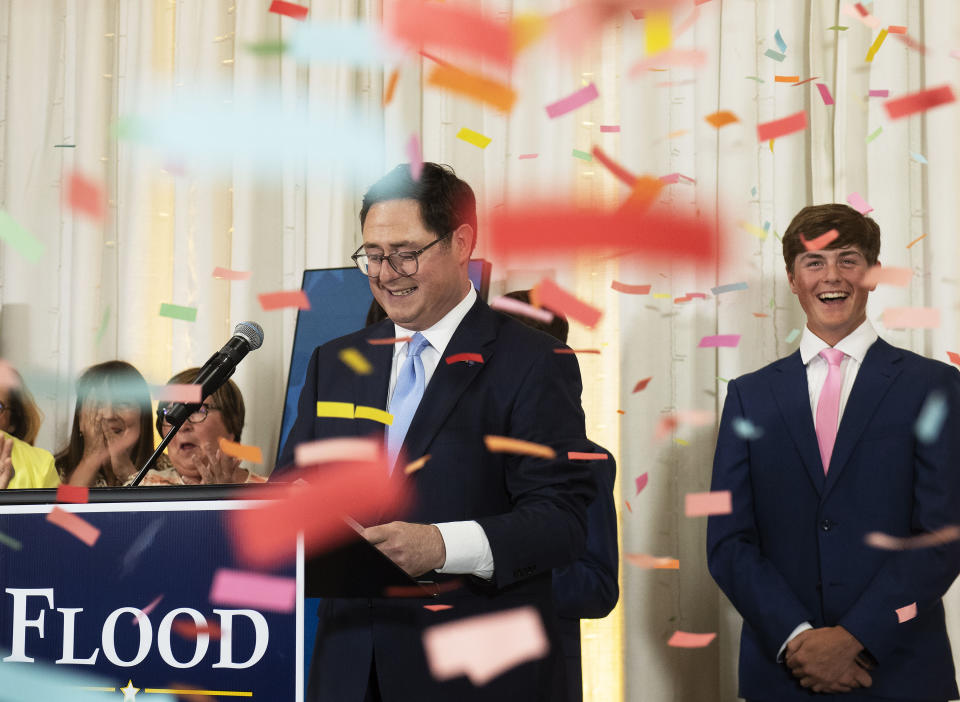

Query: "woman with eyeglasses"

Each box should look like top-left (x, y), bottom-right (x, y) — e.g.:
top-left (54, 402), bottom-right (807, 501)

top-left (0, 363), bottom-right (59, 489)
top-left (144, 367), bottom-right (264, 485)
top-left (55, 361), bottom-right (155, 487)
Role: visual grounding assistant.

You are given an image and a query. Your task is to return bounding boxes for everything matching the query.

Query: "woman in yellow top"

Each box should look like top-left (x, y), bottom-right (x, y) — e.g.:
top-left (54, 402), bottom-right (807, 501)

top-left (0, 366), bottom-right (59, 489)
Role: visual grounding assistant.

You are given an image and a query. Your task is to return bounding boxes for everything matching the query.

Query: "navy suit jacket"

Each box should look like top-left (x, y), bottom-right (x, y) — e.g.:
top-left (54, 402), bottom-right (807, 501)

top-left (552, 445), bottom-right (619, 702)
top-left (277, 297), bottom-right (596, 702)
top-left (707, 338), bottom-right (960, 701)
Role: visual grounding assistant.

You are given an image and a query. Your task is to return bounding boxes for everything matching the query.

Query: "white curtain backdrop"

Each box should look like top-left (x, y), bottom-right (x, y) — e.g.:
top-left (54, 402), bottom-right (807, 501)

top-left (1, 1), bottom-right (959, 700)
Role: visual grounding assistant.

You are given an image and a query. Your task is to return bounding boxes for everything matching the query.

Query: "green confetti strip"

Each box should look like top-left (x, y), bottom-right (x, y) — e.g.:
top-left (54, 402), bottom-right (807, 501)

top-left (785, 328), bottom-right (801, 343)
top-left (827, 25), bottom-right (849, 31)
top-left (0, 530), bottom-right (22, 550)
top-left (866, 127), bottom-right (883, 143)
top-left (716, 376), bottom-right (730, 384)
top-left (572, 149), bottom-right (593, 162)
top-left (745, 76), bottom-right (765, 82)
top-left (244, 40), bottom-right (288, 55)
top-left (764, 49), bottom-right (786, 62)
top-left (0, 210), bottom-right (45, 263)
top-left (159, 303), bottom-right (197, 322)
top-left (95, 306), bottom-right (111, 344)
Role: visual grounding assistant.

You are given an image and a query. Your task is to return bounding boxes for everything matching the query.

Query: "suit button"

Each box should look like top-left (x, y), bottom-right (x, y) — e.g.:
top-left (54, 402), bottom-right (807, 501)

top-left (821, 519), bottom-right (833, 531)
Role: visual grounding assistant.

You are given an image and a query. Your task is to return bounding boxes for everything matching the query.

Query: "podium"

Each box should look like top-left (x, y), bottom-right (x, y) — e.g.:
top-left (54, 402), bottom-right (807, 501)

top-left (0, 485), bottom-right (423, 701)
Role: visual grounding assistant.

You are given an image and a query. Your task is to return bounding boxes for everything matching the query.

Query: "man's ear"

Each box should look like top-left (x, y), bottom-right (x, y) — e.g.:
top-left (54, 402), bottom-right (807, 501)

top-left (865, 260), bottom-right (880, 292)
top-left (451, 224), bottom-right (474, 263)
top-left (786, 264), bottom-right (799, 295)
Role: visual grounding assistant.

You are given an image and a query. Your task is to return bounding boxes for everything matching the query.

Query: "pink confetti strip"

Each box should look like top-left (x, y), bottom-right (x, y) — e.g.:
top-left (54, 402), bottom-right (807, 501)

top-left (407, 134), bottom-right (423, 182)
top-left (133, 594), bottom-right (165, 625)
top-left (698, 334), bottom-right (740, 348)
top-left (424, 604), bottom-right (453, 612)
top-left (882, 307), bottom-right (941, 329)
top-left (861, 266), bottom-right (912, 288)
top-left (533, 278), bottom-right (603, 328)
top-left (258, 290), bottom-right (311, 311)
top-left (599, 125), bottom-right (621, 133)
top-left (816, 83), bottom-right (835, 106)
top-left (209, 568), bottom-right (296, 613)
top-left (294, 437), bottom-right (382, 467)
top-left (884, 85), bottom-right (956, 120)
top-left (490, 295), bottom-right (555, 323)
top-left (668, 631), bottom-right (717, 648)
top-left (47, 507), bottom-right (100, 546)
top-left (545, 83), bottom-right (599, 119)
top-left (518, 153), bottom-right (538, 159)
top-left (757, 110), bottom-right (808, 141)
top-left (635, 472), bottom-right (648, 495)
top-left (684, 490), bottom-right (732, 517)
top-left (212, 266), bottom-right (251, 281)
top-left (611, 281), bottom-right (651, 295)
top-left (868, 89), bottom-right (889, 98)
top-left (152, 384), bottom-right (202, 403)
top-left (846, 192), bottom-right (874, 214)
top-left (896, 602), bottom-right (917, 623)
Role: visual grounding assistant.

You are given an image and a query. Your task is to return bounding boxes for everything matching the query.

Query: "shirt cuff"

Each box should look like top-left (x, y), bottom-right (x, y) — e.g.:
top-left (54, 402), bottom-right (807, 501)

top-left (433, 520), bottom-right (495, 580)
top-left (778, 621), bottom-right (814, 662)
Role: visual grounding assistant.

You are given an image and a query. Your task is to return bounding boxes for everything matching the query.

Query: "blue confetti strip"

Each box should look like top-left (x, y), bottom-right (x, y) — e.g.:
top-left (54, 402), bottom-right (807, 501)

top-left (915, 390), bottom-right (948, 444)
top-left (711, 281), bottom-right (749, 295)
top-left (733, 417), bottom-right (764, 440)
top-left (774, 29), bottom-right (787, 53)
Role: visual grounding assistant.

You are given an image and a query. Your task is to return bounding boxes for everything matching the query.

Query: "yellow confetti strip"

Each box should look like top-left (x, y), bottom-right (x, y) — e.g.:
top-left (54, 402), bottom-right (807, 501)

top-left (354, 405), bottom-right (393, 425)
top-left (652, 293), bottom-right (671, 299)
top-left (739, 220), bottom-right (768, 240)
top-left (404, 454), bottom-right (431, 475)
top-left (674, 438), bottom-right (689, 446)
top-left (317, 401), bottom-right (355, 418)
top-left (865, 28), bottom-right (888, 62)
top-left (338, 347), bottom-right (373, 375)
top-left (644, 9), bottom-right (672, 55)
top-left (456, 127), bottom-right (492, 149)
top-left (484, 435), bottom-right (556, 459)
top-left (512, 12), bottom-right (548, 52)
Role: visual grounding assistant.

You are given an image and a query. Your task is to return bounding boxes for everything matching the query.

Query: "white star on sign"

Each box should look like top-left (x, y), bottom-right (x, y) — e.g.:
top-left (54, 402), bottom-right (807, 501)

top-left (120, 680), bottom-right (140, 701)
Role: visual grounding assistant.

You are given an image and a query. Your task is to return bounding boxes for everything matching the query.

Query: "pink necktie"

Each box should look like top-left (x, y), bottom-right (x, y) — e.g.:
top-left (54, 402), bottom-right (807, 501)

top-left (815, 348), bottom-right (846, 473)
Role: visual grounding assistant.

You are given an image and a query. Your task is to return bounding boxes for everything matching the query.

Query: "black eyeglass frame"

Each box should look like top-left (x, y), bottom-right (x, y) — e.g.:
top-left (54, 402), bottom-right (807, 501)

top-left (350, 232), bottom-right (452, 278)
top-left (157, 404), bottom-right (220, 426)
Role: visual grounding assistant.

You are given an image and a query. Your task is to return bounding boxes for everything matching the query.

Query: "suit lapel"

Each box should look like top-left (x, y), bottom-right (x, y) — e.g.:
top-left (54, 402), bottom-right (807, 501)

top-left (399, 299), bottom-right (497, 465)
top-left (822, 339), bottom-right (902, 500)
top-left (770, 351), bottom-right (826, 495)
top-left (354, 320), bottom-right (396, 442)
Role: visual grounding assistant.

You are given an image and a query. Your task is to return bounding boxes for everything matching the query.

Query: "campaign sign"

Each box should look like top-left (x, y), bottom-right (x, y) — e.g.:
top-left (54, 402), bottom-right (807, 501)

top-left (0, 500), bottom-right (302, 700)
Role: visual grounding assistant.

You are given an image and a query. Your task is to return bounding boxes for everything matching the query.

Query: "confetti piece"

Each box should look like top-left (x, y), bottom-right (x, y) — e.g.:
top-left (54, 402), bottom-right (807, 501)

top-left (159, 303), bottom-right (197, 322)
top-left (218, 437), bottom-right (264, 465)
top-left (774, 75), bottom-right (800, 83)
top-left (764, 49), bottom-right (785, 62)
top-left (910, 152), bottom-right (927, 165)
top-left (0, 530), bottom-right (22, 550)
top-left (757, 110), bottom-right (807, 141)
top-left (732, 417), bottom-right (764, 440)
top-left (745, 76), bottom-right (764, 82)
top-left (791, 76), bottom-right (820, 87)
top-left (445, 352), bottom-right (484, 365)
top-left (572, 149), bottom-right (593, 162)
top-left (774, 29), bottom-right (787, 53)
top-left (258, 289), bottom-right (310, 311)
top-left (210, 568), bottom-right (296, 612)
top-left (865, 525), bottom-right (960, 550)
top-left (172, 619), bottom-right (222, 641)
top-left (456, 127), bottom-right (492, 149)
top-left (947, 351), bottom-right (960, 367)
top-left (532, 278), bottom-right (603, 328)
top-left (484, 435), bottom-right (556, 459)
top-left (740, 220), bottom-right (768, 240)
top-left (653, 293), bottom-right (672, 299)
top-left (704, 110), bottom-right (739, 128)
top-left (47, 507), bottom-right (100, 546)
top-left (0, 210), bottom-right (45, 262)
top-left (153, 384), bottom-right (202, 403)
top-left (785, 328), bottom-right (801, 343)
top-left (591, 146), bottom-right (636, 187)
top-left (404, 454), bottom-right (431, 475)
top-left (644, 9), bottom-right (672, 54)
top-left (354, 405), bottom-right (393, 425)
top-left (668, 631), bottom-right (716, 648)
top-left (882, 307), bottom-right (940, 329)
top-left (906, 233), bottom-right (927, 248)
top-left (244, 40), bottom-right (288, 55)
top-left (865, 127), bottom-right (883, 143)
top-left (423, 607), bottom-right (548, 686)
top-left (600, 125), bottom-right (620, 133)
top-left (317, 401), bottom-right (355, 419)
top-left (801, 228), bottom-right (839, 251)
top-left (655, 410), bottom-right (714, 441)
top-left (65, 171), bottom-right (105, 220)
top-left (753, 312), bottom-right (769, 318)
top-left (625, 553), bottom-right (678, 569)
top-left (428, 65), bottom-right (516, 113)
top-left (711, 281), bottom-right (748, 295)
top-left (674, 438), bottom-right (689, 446)
top-left (407, 134), bottom-right (423, 182)
top-left (625, 500), bottom-right (632, 512)
top-left (915, 389), bottom-right (948, 443)
top-left (861, 266), bottom-right (912, 287)
top-left (633, 377), bottom-right (652, 393)
top-left (865, 28), bottom-right (888, 62)
top-left (383, 68), bottom-right (400, 106)
top-left (295, 437), bottom-right (381, 467)
top-left (546, 83), bottom-right (599, 119)
top-left (95, 305), bottom-right (110, 344)
top-left (56, 485), bottom-right (89, 504)
top-left (635, 472), bottom-right (648, 495)
top-left (339, 347), bottom-right (373, 375)
top-left (388, 0), bottom-right (513, 68)
top-left (268, 0), bottom-right (309, 20)
top-left (212, 266), bottom-right (251, 281)
top-left (844, 2), bottom-right (880, 28)
top-left (611, 281), bottom-right (651, 295)
top-left (568, 451), bottom-right (608, 460)
top-left (816, 83), bottom-right (835, 106)
top-left (868, 89), bottom-right (890, 98)
top-left (490, 295), bottom-right (555, 323)
top-left (625, 175), bottom-right (666, 211)
top-left (518, 153), bottom-right (538, 160)
top-left (886, 25), bottom-right (906, 34)
top-left (424, 604), bottom-right (453, 612)
top-left (896, 602), bottom-right (917, 623)
top-left (368, 336), bottom-right (413, 345)
top-left (138, 594), bottom-right (164, 621)
top-left (884, 85), bottom-right (956, 120)
top-left (698, 334), bottom-right (740, 348)
top-left (685, 490), bottom-right (732, 517)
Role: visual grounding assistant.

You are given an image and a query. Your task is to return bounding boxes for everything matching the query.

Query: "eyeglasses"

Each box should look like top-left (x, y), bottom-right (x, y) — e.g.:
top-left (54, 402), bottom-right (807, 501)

top-left (350, 233), bottom-right (451, 278)
top-left (158, 404), bottom-right (220, 426)
top-left (0, 401), bottom-right (7, 414)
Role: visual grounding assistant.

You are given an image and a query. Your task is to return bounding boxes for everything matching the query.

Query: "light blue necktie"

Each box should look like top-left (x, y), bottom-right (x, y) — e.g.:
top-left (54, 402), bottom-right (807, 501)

top-left (386, 332), bottom-right (431, 467)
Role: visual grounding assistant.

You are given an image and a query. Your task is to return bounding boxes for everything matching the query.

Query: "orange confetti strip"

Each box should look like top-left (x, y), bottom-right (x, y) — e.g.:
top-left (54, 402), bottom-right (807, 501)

top-left (568, 451), bottom-right (608, 460)
top-left (424, 604), bottom-right (454, 612)
top-left (865, 525), bottom-right (960, 550)
top-left (668, 631), bottom-right (716, 648)
top-left (172, 619), bottom-right (222, 640)
top-left (704, 110), bottom-right (738, 128)
top-left (212, 266), bottom-right (251, 281)
top-left (47, 507), bottom-right (100, 546)
top-left (774, 75), bottom-right (800, 83)
top-left (590, 146), bottom-right (636, 187)
top-left (887, 25), bottom-right (907, 34)
top-left (801, 229), bottom-right (839, 251)
top-left (483, 435), bottom-right (556, 459)
top-left (610, 281), bottom-right (651, 294)
top-left (947, 351), bottom-right (960, 367)
top-left (624, 500), bottom-right (632, 512)
top-left (218, 437), bottom-right (264, 465)
top-left (684, 490), bottom-right (732, 517)
top-left (532, 278), bottom-right (603, 328)
top-left (882, 307), bottom-right (940, 329)
top-left (258, 290), bottom-right (310, 310)
top-left (383, 68), bottom-right (400, 106)
top-left (404, 454), bottom-right (431, 475)
top-left (553, 348), bottom-right (601, 355)
top-left (427, 64), bottom-right (516, 113)
top-left (906, 233), bottom-right (927, 248)
top-left (617, 409), bottom-right (626, 415)
top-left (753, 312), bottom-right (769, 318)
top-left (666, 129), bottom-right (689, 139)
top-left (368, 336), bottom-right (413, 345)
top-left (791, 76), bottom-right (820, 87)
top-left (625, 553), bottom-right (679, 569)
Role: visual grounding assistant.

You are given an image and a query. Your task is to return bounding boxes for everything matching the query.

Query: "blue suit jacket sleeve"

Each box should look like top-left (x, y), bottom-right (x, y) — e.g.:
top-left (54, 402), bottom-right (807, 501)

top-left (706, 379), bottom-right (814, 659)
top-left (552, 449), bottom-right (619, 619)
top-left (838, 365), bottom-right (960, 664)
top-left (274, 345), bottom-right (323, 475)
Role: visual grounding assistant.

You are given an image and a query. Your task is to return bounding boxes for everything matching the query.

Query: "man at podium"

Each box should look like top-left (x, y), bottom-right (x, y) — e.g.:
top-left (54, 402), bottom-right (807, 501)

top-left (277, 163), bottom-right (596, 702)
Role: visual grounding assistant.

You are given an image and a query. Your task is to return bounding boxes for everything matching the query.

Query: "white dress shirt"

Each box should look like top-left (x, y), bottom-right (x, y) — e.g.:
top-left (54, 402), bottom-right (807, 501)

top-left (389, 283), bottom-right (495, 580)
top-left (779, 319), bottom-right (879, 659)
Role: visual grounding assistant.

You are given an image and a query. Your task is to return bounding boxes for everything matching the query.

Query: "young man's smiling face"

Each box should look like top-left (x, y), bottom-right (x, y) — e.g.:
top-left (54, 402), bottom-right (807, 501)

top-left (787, 247), bottom-right (877, 346)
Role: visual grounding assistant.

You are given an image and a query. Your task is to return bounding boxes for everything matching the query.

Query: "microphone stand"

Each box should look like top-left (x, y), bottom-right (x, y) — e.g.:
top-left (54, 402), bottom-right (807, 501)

top-left (129, 421), bottom-right (184, 487)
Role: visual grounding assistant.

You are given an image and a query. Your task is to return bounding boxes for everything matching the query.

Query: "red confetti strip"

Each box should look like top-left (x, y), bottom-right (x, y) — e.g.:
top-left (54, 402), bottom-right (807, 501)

top-left (757, 110), bottom-right (807, 141)
top-left (389, 0), bottom-right (513, 68)
top-left (791, 76), bottom-right (820, 87)
top-left (172, 619), bottom-right (222, 640)
top-left (591, 146), bottom-right (636, 187)
top-left (56, 485), bottom-right (89, 504)
top-left (611, 281), bottom-right (651, 295)
top-left (633, 377), bottom-right (652, 393)
top-left (532, 278), bottom-right (603, 328)
top-left (383, 68), bottom-right (400, 106)
top-left (567, 451), bottom-right (608, 460)
top-left (212, 266), bottom-right (251, 281)
top-left (445, 352), bottom-right (484, 364)
top-left (268, 0), bottom-right (309, 20)
top-left (947, 351), bottom-right (960, 367)
top-left (47, 507), bottom-right (100, 546)
top-left (887, 25), bottom-right (907, 34)
top-left (884, 85), bottom-right (955, 120)
top-left (258, 290), bottom-right (310, 311)
top-left (801, 229), bottom-right (839, 251)
top-left (65, 171), bottom-right (105, 221)
top-left (625, 500), bottom-right (632, 512)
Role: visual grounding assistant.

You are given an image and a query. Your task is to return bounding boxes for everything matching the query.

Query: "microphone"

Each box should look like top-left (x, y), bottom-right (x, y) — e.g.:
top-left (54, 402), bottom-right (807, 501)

top-left (161, 321), bottom-right (264, 427)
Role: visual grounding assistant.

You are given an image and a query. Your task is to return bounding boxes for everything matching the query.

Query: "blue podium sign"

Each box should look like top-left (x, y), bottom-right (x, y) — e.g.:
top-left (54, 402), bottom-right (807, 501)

top-left (0, 500), bottom-right (302, 700)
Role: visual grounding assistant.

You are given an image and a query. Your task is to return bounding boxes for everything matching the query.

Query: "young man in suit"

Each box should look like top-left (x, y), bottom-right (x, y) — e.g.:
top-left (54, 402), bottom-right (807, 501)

top-left (707, 204), bottom-right (960, 701)
top-left (277, 163), bottom-right (596, 702)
